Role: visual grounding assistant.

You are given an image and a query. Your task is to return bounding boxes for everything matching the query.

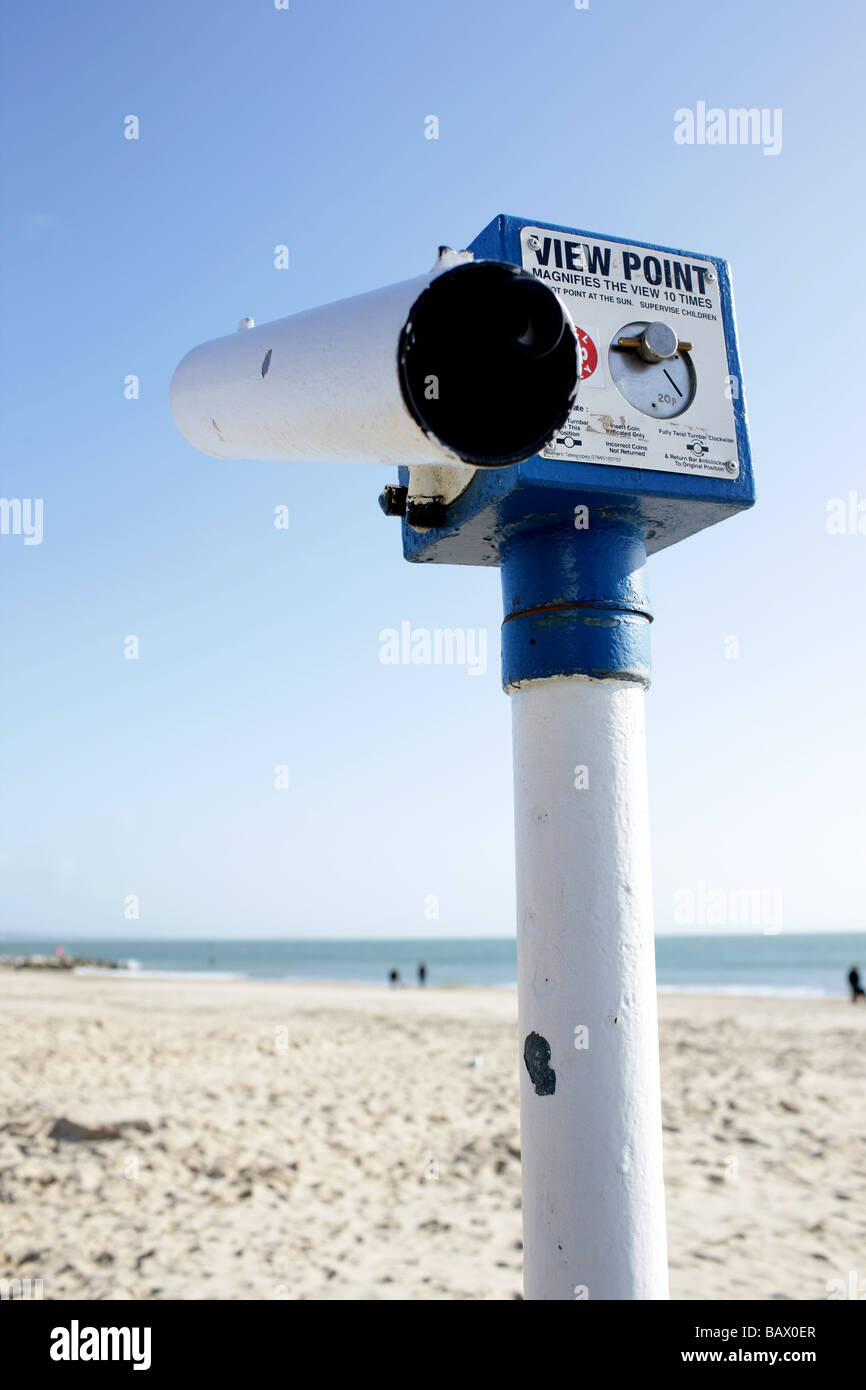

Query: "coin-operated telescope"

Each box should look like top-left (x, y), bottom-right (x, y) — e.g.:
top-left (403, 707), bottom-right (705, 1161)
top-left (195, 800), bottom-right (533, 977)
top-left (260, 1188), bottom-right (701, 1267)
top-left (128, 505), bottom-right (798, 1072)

top-left (170, 249), bottom-right (580, 470)
top-left (384, 215), bottom-right (754, 1302)
top-left (170, 215), bottom-right (754, 1303)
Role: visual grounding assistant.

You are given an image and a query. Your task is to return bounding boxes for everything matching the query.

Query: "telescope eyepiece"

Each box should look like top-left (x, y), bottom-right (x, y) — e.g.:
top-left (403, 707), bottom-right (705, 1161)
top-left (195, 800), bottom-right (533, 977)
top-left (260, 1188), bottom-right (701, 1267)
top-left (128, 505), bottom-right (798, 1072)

top-left (398, 261), bottom-right (578, 468)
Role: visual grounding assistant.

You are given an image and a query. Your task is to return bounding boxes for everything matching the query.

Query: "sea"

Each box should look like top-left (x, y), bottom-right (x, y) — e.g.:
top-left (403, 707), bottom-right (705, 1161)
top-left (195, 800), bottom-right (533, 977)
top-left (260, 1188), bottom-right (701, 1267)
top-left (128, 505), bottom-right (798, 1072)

top-left (1, 933), bottom-right (864, 999)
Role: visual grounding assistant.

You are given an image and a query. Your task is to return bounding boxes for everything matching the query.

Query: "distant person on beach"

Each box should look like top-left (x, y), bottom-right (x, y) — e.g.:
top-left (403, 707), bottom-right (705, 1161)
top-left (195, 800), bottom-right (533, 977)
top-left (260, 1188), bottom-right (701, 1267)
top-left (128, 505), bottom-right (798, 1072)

top-left (418, 962), bottom-right (427, 987)
top-left (388, 968), bottom-right (400, 987)
top-left (848, 966), bottom-right (865, 1003)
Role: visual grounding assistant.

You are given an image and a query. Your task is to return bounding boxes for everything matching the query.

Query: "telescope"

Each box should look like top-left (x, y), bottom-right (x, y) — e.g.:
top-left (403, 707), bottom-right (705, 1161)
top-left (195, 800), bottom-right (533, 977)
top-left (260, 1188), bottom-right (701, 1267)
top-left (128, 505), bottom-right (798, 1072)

top-left (170, 249), bottom-right (580, 470)
top-left (169, 213), bottom-right (754, 1302)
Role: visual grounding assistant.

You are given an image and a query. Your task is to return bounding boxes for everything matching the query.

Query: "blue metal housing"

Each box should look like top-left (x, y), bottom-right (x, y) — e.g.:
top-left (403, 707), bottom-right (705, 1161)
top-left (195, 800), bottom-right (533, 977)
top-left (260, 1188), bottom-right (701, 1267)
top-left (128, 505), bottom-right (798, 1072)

top-left (396, 214), bottom-right (755, 687)
top-left (400, 213), bottom-right (754, 567)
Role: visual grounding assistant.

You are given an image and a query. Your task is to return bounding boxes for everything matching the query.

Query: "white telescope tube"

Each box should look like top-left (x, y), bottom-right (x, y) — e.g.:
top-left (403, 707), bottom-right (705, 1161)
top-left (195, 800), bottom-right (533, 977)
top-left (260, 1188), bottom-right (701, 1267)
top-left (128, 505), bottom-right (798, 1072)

top-left (170, 254), bottom-right (579, 470)
top-left (512, 676), bottom-right (669, 1301)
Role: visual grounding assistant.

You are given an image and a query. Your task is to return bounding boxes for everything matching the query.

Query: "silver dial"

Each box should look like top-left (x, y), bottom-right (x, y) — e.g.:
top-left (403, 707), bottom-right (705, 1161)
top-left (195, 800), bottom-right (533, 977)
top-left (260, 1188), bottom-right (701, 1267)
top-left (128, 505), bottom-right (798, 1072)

top-left (608, 320), bottom-right (695, 419)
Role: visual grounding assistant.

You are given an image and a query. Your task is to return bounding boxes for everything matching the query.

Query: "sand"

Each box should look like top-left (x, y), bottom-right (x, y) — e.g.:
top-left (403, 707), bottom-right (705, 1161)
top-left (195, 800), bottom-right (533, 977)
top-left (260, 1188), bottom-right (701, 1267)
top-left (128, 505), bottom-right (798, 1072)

top-left (0, 972), bottom-right (864, 1301)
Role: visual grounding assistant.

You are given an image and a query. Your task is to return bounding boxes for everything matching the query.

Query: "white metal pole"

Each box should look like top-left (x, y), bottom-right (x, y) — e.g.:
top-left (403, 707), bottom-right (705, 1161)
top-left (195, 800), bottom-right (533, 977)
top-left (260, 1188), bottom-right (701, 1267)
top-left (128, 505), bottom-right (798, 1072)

top-left (511, 675), bottom-right (669, 1301)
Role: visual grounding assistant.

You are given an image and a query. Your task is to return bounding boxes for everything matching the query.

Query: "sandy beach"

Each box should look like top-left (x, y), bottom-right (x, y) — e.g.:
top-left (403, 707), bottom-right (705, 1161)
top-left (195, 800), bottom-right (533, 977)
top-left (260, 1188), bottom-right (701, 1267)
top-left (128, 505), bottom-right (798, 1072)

top-left (0, 972), bottom-right (864, 1301)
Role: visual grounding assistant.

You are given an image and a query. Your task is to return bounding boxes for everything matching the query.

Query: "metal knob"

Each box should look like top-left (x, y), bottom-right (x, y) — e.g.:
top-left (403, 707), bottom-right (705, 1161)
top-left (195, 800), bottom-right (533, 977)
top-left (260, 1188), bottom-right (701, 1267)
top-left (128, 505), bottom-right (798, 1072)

top-left (617, 321), bottom-right (692, 362)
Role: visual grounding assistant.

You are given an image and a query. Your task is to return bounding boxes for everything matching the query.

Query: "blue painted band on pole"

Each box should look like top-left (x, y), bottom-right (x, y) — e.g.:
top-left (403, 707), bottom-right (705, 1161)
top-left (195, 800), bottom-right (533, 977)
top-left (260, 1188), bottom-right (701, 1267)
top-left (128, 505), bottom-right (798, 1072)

top-left (499, 515), bottom-right (652, 690)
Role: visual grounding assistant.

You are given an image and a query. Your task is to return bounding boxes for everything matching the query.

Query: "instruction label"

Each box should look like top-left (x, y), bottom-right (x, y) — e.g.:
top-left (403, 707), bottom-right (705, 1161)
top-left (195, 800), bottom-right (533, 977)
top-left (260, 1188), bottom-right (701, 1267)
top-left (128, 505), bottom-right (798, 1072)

top-left (520, 224), bottom-right (741, 479)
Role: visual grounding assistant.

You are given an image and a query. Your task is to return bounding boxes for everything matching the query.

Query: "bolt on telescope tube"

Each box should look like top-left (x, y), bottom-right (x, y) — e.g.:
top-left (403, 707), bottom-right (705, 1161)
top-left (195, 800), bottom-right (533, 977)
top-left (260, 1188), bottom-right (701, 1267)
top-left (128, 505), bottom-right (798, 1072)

top-left (170, 255), bottom-right (580, 469)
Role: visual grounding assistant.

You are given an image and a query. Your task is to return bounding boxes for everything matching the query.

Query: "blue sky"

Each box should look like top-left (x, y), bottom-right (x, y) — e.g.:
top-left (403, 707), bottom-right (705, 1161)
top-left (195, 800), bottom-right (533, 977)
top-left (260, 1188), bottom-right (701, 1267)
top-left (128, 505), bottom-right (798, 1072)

top-left (0, 0), bottom-right (863, 939)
